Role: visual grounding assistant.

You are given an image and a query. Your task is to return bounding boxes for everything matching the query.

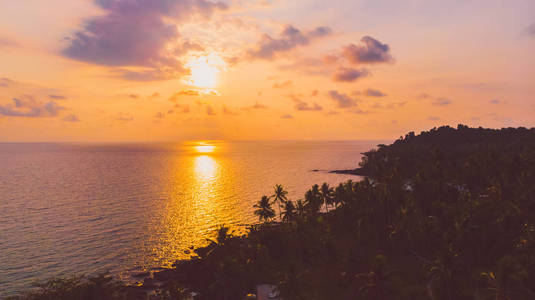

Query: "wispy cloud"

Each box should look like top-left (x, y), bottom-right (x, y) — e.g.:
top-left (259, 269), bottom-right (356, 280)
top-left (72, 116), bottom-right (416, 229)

top-left (293, 98), bottom-right (322, 111)
top-left (168, 90), bottom-right (201, 102)
top-left (111, 68), bottom-right (186, 81)
top-left (363, 88), bottom-right (387, 97)
top-left (281, 114), bottom-right (293, 119)
top-left (248, 25), bottom-right (332, 59)
top-left (0, 96), bottom-right (64, 117)
top-left (0, 37), bottom-right (18, 49)
top-left (333, 67), bottom-right (370, 82)
top-left (527, 23), bottom-right (535, 36)
top-left (63, 114), bottom-right (80, 122)
top-left (49, 95), bottom-right (67, 100)
top-left (273, 80), bottom-right (293, 89)
top-left (328, 90), bottom-right (359, 108)
top-left (115, 113), bottom-right (133, 121)
top-left (0, 77), bottom-right (15, 88)
top-left (433, 97), bottom-right (452, 106)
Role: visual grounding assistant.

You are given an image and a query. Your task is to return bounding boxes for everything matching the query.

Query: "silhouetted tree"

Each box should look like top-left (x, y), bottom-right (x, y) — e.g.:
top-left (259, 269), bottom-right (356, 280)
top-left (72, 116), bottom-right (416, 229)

top-left (253, 195), bottom-right (275, 223)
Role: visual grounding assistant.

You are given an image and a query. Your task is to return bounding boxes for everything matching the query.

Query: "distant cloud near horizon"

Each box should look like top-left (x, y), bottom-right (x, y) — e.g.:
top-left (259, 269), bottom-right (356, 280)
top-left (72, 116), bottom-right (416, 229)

top-left (328, 91), bottom-right (359, 108)
top-left (49, 95), bottom-right (67, 100)
top-left (490, 99), bottom-right (501, 104)
top-left (222, 105), bottom-right (239, 115)
top-left (273, 81), bottom-right (293, 89)
top-left (0, 77), bottom-right (15, 87)
top-left (0, 96), bottom-right (64, 118)
top-left (0, 37), bottom-right (18, 49)
top-left (248, 25), bottom-right (332, 59)
top-left (528, 23), bottom-right (535, 35)
top-left (433, 97), bottom-right (452, 106)
top-left (281, 114), bottom-right (293, 119)
top-left (252, 102), bottom-right (268, 109)
top-left (115, 113), bottom-right (133, 121)
top-left (63, 114), bottom-right (80, 122)
top-left (342, 36), bottom-right (394, 64)
top-left (62, 0), bottom-right (227, 80)
top-left (333, 67), bottom-right (370, 82)
top-left (206, 105), bottom-right (216, 116)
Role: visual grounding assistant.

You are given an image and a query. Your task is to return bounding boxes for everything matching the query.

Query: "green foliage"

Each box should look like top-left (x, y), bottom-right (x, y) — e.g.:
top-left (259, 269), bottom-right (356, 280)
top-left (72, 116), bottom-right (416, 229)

top-left (5, 273), bottom-right (145, 300)
top-left (157, 125), bottom-right (535, 299)
top-left (11, 125), bottom-right (535, 300)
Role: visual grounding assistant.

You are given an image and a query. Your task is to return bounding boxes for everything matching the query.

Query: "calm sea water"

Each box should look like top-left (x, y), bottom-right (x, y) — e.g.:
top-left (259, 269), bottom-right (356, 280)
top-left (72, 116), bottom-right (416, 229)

top-left (0, 141), bottom-right (378, 296)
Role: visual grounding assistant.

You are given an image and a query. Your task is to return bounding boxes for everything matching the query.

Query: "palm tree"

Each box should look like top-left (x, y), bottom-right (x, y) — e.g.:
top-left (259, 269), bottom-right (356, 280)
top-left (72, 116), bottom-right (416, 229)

top-left (333, 183), bottom-right (345, 208)
top-left (295, 199), bottom-right (307, 216)
top-left (320, 183), bottom-right (334, 212)
top-left (304, 184), bottom-right (322, 214)
top-left (253, 195), bottom-right (275, 223)
top-left (282, 200), bottom-right (296, 223)
top-left (272, 184), bottom-right (288, 221)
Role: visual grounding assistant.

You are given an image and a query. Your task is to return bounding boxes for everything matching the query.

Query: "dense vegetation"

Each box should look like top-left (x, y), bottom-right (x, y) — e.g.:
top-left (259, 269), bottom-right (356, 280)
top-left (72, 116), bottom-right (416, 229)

top-left (8, 125), bottom-right (535, 300)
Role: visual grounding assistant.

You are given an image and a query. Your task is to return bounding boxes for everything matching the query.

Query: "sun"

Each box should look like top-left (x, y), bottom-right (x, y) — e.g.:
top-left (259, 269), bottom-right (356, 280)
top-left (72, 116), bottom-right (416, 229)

top-left (185, 54), bottom-right (225, 89)
top-left (194, 145), bottom-right (215, 153)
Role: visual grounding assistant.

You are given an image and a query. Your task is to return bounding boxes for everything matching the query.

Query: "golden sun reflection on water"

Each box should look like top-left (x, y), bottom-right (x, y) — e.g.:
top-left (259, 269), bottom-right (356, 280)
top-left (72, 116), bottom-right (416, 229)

top-left (155, 147), bottom-right (246, 267)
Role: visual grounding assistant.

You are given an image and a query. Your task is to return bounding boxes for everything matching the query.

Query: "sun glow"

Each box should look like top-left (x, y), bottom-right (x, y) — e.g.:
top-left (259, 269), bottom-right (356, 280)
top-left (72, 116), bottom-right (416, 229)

top-left (195, 145), bottom-right (215, 153)
top-left (185, 54), bottom-right (225, 88)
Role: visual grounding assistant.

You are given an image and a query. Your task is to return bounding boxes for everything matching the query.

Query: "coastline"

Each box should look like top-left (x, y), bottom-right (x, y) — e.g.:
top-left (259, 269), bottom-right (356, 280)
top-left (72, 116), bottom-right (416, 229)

top-left (328, 168), bottom-right (368, 176)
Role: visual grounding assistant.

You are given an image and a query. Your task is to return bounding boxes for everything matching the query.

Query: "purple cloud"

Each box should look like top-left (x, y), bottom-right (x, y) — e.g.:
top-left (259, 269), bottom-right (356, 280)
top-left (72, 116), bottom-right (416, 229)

top-left (248, 25), bottom-right (332, 59)
top-left (293, 99), bottom-right (322, 111)
top-left (433, 97), bottom-right (452, 106)
top-left (63, 114), bottom-right (80, 122)
top-left (0, 96), bottom-right (64, 117)
top-left (342, 36), bottom-right (394, 64)
top-left (364, 88), bottom-right (387, 97)
top-left (63, 0), bottom-right (226, 80)
top-left (333, 67), bottom-right (370, 82)
top-left (528, 23), bottom-right (535, 36)
top-left (328, 91), bottom-right (359, 108)
top-left (0, 77), bottom-right (15, 87)
top-left (281, 114), bottom-right (294, 119)
top-left (0, 37), bottom-right (18, 49)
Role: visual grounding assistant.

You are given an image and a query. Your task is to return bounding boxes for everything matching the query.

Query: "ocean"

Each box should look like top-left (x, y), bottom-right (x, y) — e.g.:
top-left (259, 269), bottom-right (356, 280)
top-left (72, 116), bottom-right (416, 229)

top-left (0, 140), bottom-right (379, 296)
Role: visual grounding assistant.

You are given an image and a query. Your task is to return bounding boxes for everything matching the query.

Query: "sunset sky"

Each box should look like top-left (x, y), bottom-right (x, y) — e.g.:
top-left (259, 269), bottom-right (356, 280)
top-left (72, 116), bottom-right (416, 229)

top-left (1, 0), bottom-right (534, 142)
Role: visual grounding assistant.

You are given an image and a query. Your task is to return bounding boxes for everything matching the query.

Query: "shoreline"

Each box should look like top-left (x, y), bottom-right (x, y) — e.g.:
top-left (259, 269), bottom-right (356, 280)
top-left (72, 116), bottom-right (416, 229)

top-left (321, 168), bottom-right (368, 176)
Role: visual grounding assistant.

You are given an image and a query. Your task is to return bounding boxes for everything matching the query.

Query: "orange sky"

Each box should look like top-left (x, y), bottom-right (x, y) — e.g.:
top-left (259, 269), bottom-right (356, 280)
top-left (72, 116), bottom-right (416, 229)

top-left (0, 0), bottom-right (534, 142)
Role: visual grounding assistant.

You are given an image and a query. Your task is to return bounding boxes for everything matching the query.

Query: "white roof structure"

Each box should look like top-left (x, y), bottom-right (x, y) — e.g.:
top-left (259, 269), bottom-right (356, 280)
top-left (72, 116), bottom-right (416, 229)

top-left (256, 284), bottom-right (281, 300)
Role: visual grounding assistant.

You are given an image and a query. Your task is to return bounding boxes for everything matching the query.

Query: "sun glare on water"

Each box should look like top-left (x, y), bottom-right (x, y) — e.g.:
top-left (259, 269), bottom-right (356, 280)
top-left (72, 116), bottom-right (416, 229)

top-left (185, 54), bottom-right (225, 89)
